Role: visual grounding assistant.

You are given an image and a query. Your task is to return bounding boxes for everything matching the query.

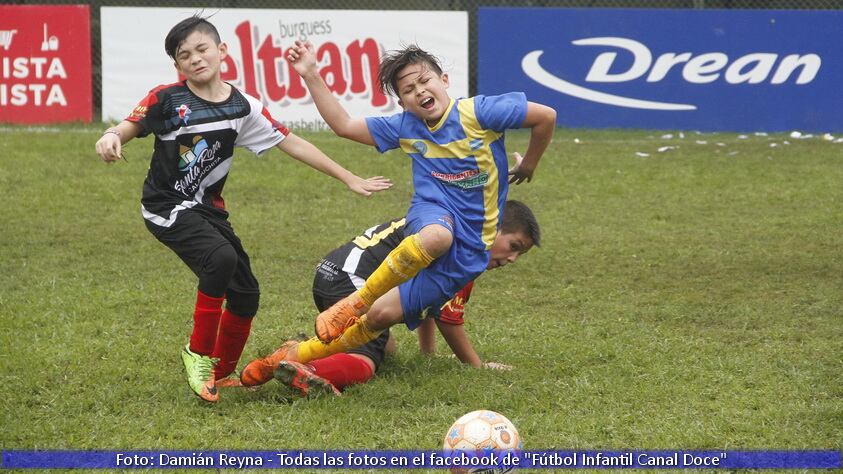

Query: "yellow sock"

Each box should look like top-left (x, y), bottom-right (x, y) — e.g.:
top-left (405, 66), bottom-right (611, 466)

top-left (296, 316), bottom-right (384, 363)
top-left (358, 233), bottom-right (434, 306)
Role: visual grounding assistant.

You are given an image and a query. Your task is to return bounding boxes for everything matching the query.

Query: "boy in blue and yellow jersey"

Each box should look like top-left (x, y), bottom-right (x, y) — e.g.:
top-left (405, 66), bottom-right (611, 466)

top-left (241, 44), bottom-right (555, 385)
top-left (242, 201), bottom-right (540, 392)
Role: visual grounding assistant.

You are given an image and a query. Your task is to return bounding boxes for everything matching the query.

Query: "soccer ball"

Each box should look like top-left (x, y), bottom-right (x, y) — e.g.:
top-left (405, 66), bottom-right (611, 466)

top-left (442, 410), bottom-right (522, 474)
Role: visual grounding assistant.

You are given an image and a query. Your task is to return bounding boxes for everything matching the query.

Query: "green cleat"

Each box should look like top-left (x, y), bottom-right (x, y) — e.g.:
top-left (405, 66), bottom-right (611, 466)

top-left (181, 345), bottom-right (219, 402)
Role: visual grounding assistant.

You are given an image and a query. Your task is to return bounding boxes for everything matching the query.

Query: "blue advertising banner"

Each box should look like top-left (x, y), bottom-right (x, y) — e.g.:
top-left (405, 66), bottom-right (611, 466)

top-left (478, 8), bottom-right (843, 132)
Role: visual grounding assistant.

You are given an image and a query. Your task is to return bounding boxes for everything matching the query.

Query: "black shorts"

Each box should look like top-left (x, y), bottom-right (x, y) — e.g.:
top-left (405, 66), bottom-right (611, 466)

top-left (312, 258), bottom-right (389, 370)
top-left (146, 210), bottom-right (259, 294)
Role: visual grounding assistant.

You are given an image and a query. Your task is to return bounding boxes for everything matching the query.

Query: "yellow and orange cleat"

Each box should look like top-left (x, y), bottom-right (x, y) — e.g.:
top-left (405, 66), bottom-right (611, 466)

top-left (240, 341), bottom-right (297, 387)
top-left (315, 293), bottom-right (367, 343)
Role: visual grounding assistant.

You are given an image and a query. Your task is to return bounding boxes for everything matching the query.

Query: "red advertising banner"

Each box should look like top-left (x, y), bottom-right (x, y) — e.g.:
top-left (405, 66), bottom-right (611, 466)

top-left (0, 5), bottom-right (92, 123)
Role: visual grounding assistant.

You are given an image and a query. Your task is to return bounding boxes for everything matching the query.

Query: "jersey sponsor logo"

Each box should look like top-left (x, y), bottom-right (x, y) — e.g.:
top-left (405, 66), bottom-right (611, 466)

top-left (174, 135), bottom-right (224, 195)
top-left (522, 36), bottom-right (821, 111)
top-left (178, 136), bottom-right (209, 171)
top-left (128, 105), bottom-right (147, 120)
top-left (440, 293), bottom-right (466, 318)
top-left (431, 169), bottom-right (489, 190)
top-left (176, 103), bottom-right (192, 124)
top-left (316, 260), bottom-right (340, 281)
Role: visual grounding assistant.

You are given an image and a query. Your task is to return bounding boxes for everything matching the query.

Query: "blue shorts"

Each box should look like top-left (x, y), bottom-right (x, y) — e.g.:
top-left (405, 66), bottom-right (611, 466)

top-left (398, 202), bottom-right (489, 330)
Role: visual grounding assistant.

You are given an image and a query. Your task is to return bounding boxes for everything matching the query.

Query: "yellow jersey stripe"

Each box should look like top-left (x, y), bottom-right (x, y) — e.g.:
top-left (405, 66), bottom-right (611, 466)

top-left (352, 218), bottom-right (406, 249)
top-left (457, 98), bottom-right (501, 249)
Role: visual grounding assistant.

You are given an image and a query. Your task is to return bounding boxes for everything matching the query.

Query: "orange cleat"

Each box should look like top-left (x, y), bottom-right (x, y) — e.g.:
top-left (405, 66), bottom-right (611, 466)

top-left (215, 376), bottom-right (244, 388)
top-left (240, 341), bottom-right (297, 387)
top-left (315, 293), bottom-right (367, 343)
top-left (275, 361), bottom-right (340, 398)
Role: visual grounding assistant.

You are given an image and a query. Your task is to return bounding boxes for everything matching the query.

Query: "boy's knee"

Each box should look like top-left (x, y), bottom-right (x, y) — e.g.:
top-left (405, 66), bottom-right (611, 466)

top-left (226, 290), bottom-right (259, 318)
top-left (365, 304), bottom-right (402, 332)
top-left (204, 244), bottom-right (238, 277)
top-left (417, 224), bottom-right (453, 258)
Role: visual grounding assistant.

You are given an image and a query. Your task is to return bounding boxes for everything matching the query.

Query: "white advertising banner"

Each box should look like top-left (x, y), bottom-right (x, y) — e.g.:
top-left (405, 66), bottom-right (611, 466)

top-left (101, 7), bottom-right (468, 127)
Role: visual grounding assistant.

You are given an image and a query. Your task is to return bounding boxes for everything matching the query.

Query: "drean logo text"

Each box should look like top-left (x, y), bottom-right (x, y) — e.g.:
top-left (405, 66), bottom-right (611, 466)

top-left (522, 37), bottom-right (821, 111)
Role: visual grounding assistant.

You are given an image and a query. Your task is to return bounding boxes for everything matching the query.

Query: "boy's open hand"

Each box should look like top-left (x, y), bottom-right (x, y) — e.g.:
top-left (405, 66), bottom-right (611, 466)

top-left (347, 175), bottom-right (393, 196)
top-left (286, 40), bottom-right (318, 77)
top-left (95, 133), bottom-right (123, 163)
top-left (508, 152), bottom-right (534, 184)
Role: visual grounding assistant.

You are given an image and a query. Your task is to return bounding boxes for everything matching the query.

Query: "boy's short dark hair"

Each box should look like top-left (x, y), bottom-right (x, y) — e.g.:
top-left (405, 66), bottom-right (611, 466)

top-left (377, 45), bottom-right (443, 98)
top-left (165, 15), bottom-right (221, 59)
top-left (501, 200), bottom-right (541, 247)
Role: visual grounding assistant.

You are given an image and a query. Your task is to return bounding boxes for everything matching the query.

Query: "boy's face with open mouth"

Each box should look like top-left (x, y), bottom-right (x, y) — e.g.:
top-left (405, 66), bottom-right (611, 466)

top-left (395, 62), bottom-right (451, 127)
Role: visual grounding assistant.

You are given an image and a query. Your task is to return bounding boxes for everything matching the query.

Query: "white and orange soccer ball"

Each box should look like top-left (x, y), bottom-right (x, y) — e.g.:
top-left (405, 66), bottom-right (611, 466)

top-left (442, 410), bottom-right (522, 474)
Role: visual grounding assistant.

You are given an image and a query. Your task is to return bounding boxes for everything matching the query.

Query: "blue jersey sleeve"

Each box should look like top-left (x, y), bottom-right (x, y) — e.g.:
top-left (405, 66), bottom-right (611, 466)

top-left (474, 92), bottom-right (528, 132)
top-left (365, 113), bottom-right (405, 153)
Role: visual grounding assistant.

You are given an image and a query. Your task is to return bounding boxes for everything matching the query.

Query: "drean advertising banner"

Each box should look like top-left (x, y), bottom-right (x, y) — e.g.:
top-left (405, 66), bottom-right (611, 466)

top-left (478, 8), bottom-right (842, 132)
top-left (0, 5), bottom-right (92, 124)
top-left (101, 8), bottom-right (468, 127)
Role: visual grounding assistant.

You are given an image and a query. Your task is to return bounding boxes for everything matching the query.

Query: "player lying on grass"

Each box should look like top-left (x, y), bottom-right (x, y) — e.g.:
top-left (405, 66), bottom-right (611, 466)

top-left (278, 41), bottom-right (555, 359)
top-left (94, 15), bottom-right (391, 403)
top-left (242, 200), bottom-right (540, 395)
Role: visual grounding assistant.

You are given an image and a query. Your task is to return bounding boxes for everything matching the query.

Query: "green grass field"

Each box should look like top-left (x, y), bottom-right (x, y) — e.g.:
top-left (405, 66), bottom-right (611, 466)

top-left (1, 125), bottom-right (841, 471)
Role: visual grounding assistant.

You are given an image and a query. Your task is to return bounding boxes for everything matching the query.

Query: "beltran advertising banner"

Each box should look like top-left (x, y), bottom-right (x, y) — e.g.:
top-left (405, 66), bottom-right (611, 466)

top-left (479, 8), bottom-right (841, 132)
top-left (0, 5), bottom-right (92, 124)
top-left (101, 8), bottom-right (468, 127)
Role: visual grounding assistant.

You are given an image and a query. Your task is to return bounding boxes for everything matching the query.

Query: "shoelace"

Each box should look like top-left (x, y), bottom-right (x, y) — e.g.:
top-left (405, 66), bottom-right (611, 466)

top-left (338, 314), bottom-right (360, 333)
top-left (196, 356), bottom-right (220, 381)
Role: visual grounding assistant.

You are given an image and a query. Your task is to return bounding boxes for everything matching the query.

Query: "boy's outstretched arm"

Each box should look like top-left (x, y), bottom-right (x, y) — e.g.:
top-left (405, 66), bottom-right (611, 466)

top-left (287, 41), bottom-right (376, 146)
top-left (276, 133), bottom-right (391, 196)
top-left (431, 319), bottom-right (481, 368)
top-left (428, 319), bottom-right (512, 370)
top-left (509, 102), bottom-right (557, 184)
top-left (95, 120), bottom-right (142, 163)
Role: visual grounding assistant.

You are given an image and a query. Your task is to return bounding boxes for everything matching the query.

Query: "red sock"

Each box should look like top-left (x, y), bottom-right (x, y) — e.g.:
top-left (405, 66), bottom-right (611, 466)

top-left (307, 353), bottom-right (374, 390)
top-left (212, 310), bottom-right (253, 380)
top-left (189, 291), bottom-right (224, 355)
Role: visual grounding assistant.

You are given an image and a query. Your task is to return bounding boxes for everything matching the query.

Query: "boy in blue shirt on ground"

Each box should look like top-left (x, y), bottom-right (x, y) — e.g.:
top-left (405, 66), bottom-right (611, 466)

top-left (241, 43), bottom-right (555, 385)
